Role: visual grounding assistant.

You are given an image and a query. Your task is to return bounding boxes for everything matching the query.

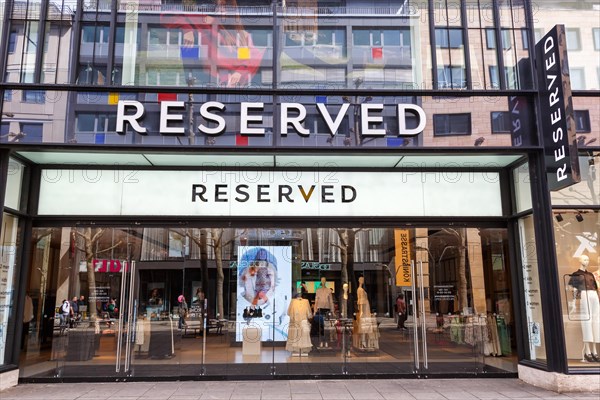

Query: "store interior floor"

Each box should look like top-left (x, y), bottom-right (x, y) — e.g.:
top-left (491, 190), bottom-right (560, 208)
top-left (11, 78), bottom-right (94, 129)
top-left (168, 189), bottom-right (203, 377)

top-left (19, 319), bottom-right (518, 379)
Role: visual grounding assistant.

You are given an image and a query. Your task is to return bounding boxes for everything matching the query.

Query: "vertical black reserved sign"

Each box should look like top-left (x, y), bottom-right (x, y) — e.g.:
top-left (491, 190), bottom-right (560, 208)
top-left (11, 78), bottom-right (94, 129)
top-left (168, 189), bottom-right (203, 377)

top-left (535, 25), bottom-right (580, 191)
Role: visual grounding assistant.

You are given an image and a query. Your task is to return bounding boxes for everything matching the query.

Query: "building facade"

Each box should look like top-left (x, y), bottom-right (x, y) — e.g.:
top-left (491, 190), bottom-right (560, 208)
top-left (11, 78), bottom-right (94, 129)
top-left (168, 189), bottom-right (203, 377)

top-left (0, 0), bottom-right (598, 389)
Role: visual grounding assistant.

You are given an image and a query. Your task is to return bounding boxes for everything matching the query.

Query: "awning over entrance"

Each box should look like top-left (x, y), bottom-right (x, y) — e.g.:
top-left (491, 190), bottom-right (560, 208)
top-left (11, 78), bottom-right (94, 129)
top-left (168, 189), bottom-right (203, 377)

top-left (12, 148), bottom-right (526, 168)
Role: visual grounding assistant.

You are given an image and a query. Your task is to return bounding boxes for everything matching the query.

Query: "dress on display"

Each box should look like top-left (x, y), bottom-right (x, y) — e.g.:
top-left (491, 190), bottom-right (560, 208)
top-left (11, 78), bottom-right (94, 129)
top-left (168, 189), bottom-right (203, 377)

top-left (286, 297), bottom-right (312, 353)
top-left (569, 269), bottom-right (600, 344)
top-left (314, 287), bottom-right (334, 311)
top-left (353, 287), bottom-right (379, 350)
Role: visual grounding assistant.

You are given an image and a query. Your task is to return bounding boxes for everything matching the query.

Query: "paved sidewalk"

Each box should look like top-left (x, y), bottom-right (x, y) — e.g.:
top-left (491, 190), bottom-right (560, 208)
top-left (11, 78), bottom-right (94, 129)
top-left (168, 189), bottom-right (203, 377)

top-left (1, 379), bottom-right (599, 400)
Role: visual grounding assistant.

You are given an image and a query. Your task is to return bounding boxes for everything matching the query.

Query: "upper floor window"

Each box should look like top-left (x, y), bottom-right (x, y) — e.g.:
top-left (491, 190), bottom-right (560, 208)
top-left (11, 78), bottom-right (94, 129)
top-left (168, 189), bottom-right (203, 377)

top-left (574, 110), bottom-right (591, 133)
top-left (22, 90), bottom-right (45, 104)
top-left (489, 66), bottom-right (517, 89)
top-left (246, 29), bottom-right (273, 48)
top-left (76, 113), bottom-right (117, 133)
top-left (570, 68), bottom-right (585, 90)
top-left (437, 66), bottom-right (466, 89)
top-left (436, 28), bottom-right (463, 49)
top-left (433, 113), bottom-right (471, 136)
top-left (8, 30), bottom-right (17, 53)
top-left (521, 30), bottom-right (529, 50)
top-left (485, 29), bottom-right (511, 50)
top-left (82, 25), bottom-right (110, 44)
top-left (491, 111), bottom-right (511, 134)
top-left (353, 29), bottom-right (410, 48)
top-left (566, 28), bottom-right (581, 51)
top-left (19, 123), bottom-right (43, 142)
top-left (593, 28), bottom-right (600, 51)
top-left (0, 123), bottom-right (9, 141)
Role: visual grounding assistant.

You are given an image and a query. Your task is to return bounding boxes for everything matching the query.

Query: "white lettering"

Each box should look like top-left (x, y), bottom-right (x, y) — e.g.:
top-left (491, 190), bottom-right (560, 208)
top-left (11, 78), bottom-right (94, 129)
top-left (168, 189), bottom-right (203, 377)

top-left (361, 104), bottom-right (385, 136)
top-left (281, 103), bottom-right (310, 136)
top-left (554, 146), bottom-right (565, 162)
top-left (552, 127), bottom-right (563, 143)
top-left (240, 102), bottom-right (265, 135)
top-left (544, 36), bottom-right (554, 54)
top-left (556, 164), bottom-right (567, 181)
top-left (199, 101), bottom-right (226, 135)
top-left (317, 103), bottom-right (349, 136)
top-left (397, 105), bottom-right (426, 136)
top-left (550, 108), bottom-right (561, 125)
top-left (159, 101), bottom-right (185, 135)
top-left (116, 100), bottom-right (146, 134)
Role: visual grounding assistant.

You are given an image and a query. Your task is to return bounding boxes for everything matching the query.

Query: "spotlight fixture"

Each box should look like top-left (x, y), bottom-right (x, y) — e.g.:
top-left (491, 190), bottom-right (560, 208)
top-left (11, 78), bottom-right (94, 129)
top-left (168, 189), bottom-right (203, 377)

top-left (575, 213), bottom-right (584, 222)
top-left (555, 213), bottom-right (563, 222)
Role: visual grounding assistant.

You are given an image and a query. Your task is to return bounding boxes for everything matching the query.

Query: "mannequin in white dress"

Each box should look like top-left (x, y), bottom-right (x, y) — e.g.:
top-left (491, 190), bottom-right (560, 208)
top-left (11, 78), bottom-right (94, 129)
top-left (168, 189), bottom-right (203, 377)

top-left (286, 291), bottom-right (312, 355)
top-left (353, 276), bottom-right (379, 350)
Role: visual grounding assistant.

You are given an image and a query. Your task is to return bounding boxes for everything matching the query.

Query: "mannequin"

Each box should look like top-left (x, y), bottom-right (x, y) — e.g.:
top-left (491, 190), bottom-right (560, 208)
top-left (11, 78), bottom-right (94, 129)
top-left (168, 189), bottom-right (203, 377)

top-left (341, 283), bottom-right (349, 318)
top-left (353, 276), bottom-right (379, 350)
top-left (568, 255), bottom-right (600, 362)
top-left (286, 290), bottom-right (312, 355)
top-left (314, 277), bottom-right (334, 347)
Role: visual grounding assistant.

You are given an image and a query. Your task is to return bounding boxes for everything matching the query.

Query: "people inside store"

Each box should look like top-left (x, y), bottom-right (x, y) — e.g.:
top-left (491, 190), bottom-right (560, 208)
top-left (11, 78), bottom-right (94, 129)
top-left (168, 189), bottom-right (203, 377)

top-left (396, 293), bottom-right (407, 330)
top-left (148, 288), bottom-right (163, 307)
top-left (353, 276), bottom-right (379, 350)
top-left (313, 277), bottom-right (334, 348)
top-left (568, 254), bottom-right (600, 362)
top-left (177, 295), bottom-right (188, 330)
top-left (59, 299), bottom-right (72, 335)
top-left (286, 288), bottom-right (312, 355)
top-left (69, 296), bottom-right (80, 328)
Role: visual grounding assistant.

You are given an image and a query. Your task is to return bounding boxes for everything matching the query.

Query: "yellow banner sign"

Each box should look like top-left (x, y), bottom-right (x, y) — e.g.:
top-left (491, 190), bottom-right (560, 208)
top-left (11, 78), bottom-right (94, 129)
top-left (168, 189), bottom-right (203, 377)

top-left (394, 229), bottom-right (412, 287)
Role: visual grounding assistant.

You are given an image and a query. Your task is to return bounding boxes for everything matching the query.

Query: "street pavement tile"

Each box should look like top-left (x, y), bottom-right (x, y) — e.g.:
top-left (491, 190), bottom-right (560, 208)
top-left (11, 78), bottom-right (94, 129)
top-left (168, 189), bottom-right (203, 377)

top-left (380, 393), bottom-right (417, 400)
top-left (404, 391), bottom-right (446, 400)
top-left (350, 392), bottom-right (385, 400)
top-left (437, 390), bottom-right (479, 400)
top-left (292, 394), bottom-right (323, 400)
top-left (167, 397), bottom-right (201, 400)
top-left (321, 392), bottom-right (353, 399)
top-left (467, 391), bottom-right (509, 399)
top-left (230, 392), bottom-right (262, 399)
top-left (260, 392), bottom-right (292, 400)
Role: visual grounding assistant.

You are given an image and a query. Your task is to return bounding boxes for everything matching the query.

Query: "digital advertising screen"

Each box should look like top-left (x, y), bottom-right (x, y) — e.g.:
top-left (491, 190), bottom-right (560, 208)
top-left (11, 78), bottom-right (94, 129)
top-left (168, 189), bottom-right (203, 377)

top-left (236, 246), bottom-right (291, 342)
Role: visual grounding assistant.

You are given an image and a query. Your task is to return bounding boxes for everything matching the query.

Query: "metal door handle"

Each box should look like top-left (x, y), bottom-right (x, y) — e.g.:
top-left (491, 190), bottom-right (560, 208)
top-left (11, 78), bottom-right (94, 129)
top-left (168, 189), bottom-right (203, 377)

top-left (115, 259), bottom-right (127, 373)
top-left (124, 260), bottom-right (136, 372)
top-left (418, 261), bottom-right (428, 369)
top-left (410, 260), bottom-right (419, 369)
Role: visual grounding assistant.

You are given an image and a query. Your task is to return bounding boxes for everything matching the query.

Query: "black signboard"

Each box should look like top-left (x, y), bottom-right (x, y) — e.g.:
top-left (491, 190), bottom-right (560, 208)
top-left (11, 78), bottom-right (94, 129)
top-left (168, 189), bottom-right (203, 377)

top-left (433, 285), bottom-right (455, 300)
top-left (535, 25), bottom-right (580, 191)
top-left (509, 58), bottom-right (536, 147)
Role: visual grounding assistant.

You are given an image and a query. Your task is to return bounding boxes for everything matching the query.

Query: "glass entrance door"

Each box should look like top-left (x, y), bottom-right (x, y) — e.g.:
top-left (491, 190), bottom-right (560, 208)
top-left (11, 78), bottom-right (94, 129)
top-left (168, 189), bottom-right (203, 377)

top-left (410, 228), bottom-right (515, 374)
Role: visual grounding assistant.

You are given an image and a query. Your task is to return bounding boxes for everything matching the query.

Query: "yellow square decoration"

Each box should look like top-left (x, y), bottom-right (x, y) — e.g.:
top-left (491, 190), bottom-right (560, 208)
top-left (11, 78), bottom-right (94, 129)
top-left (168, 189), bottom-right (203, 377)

top-left (108, 93), bottom-right (119, 105)
top-left (238, 47), bottom-right (250, 60)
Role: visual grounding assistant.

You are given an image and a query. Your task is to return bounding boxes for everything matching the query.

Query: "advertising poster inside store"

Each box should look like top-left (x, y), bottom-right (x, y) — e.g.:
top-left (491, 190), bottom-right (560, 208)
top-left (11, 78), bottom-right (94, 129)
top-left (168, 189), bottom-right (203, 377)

top-left (236, 246), bottom-right (291, 342)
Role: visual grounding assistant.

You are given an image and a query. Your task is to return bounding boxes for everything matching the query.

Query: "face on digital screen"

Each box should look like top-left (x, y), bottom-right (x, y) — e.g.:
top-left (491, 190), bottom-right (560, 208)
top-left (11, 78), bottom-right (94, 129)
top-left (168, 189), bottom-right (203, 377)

top-left (239, 248), bottom-right (277, 307)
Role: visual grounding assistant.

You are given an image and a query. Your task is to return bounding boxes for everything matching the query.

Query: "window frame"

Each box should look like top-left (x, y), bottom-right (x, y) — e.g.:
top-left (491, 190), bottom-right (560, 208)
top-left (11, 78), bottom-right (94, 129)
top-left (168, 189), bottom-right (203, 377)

top-left (490, 111), bottom-right (512, 134)
top-left (574, 110), bottom-right (591, 133)
top-left (565, 28), bottom-right (581, 51)
top-left (433, 113), bottom-right (472, 136)
top-left (436, 27), bottom-right (463, 49)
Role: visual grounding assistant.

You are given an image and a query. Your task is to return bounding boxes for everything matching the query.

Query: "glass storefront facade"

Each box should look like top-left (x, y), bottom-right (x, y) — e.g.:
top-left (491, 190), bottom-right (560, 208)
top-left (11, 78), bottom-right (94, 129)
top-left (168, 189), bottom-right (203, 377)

top-left (19, 225), bottom-right (516, 379)
top-left (0, 0), bottom-right (598, 382)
